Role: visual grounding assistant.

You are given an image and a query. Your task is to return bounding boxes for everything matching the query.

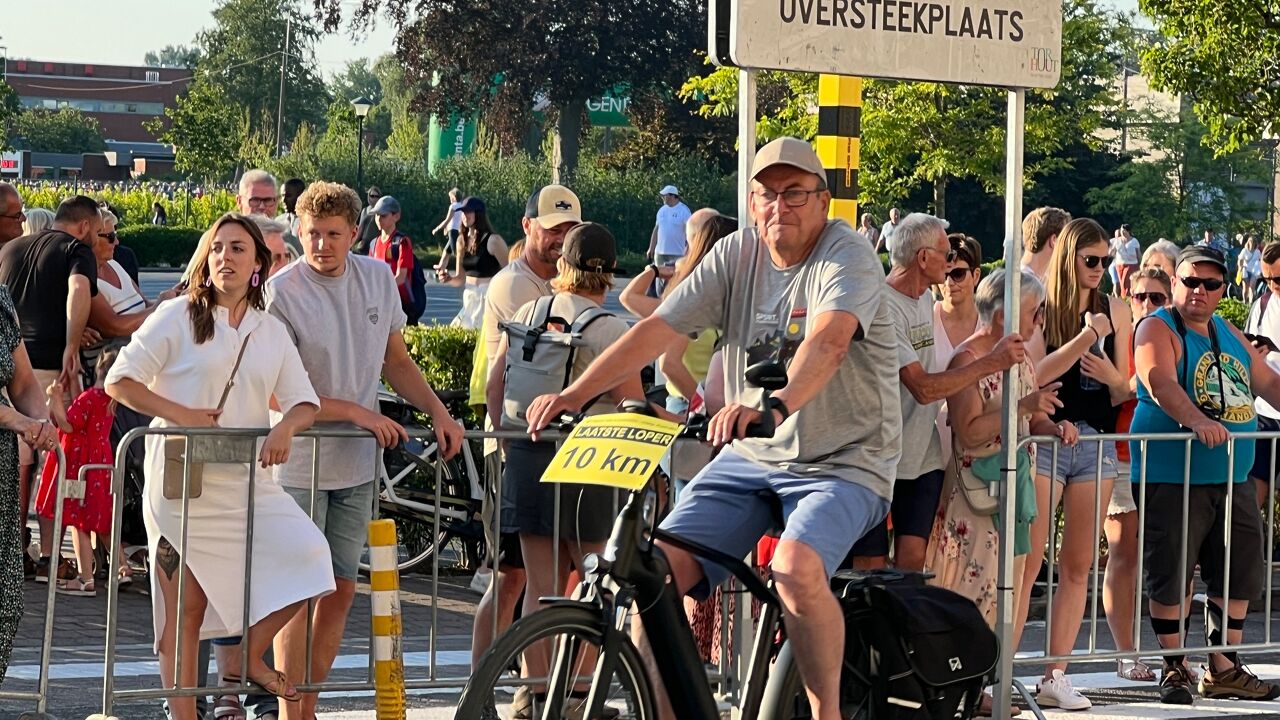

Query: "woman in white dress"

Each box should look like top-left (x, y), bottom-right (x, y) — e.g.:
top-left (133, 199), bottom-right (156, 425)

top-left (106, 213), bottom-right (335, 719)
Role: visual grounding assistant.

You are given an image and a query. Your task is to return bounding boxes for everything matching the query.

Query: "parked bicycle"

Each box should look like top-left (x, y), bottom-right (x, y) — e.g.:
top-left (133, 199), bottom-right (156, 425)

top-left (357, 389), bottom-right (485, 575)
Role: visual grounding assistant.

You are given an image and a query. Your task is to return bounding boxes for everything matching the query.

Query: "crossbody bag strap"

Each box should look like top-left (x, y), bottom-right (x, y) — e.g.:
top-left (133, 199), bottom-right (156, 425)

top-left (214, 332), bottom-right (254, 411)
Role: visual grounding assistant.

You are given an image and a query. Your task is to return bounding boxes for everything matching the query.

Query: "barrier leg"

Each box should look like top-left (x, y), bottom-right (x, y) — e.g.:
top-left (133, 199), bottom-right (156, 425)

top-left (369, 519), bottom-right (406, 720)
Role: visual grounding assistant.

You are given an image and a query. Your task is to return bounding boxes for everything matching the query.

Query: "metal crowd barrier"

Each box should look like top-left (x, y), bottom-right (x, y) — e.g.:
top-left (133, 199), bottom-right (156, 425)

top-left (1, 445), bottom-right (66, 720)
top-left (989, 429), bottom-right (1280, 720)
top-left (94, 425), bottom-right (737, 717)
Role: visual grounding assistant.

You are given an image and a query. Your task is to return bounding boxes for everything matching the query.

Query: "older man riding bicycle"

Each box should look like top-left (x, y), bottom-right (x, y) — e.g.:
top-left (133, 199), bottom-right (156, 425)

top-left (527, 137), bottom-right (902, 720)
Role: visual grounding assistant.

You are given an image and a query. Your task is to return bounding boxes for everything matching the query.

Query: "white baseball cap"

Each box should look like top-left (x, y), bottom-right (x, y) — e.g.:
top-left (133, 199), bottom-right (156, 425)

top-left (659, 185), bottom-right (679, 197)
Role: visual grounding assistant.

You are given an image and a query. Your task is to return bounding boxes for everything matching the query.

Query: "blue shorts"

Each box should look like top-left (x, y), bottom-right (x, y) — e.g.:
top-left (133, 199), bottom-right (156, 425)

top-left (283, 481), bottom-right (376, 581)
top-left (1035, 422), bottom-right (1118, 484)
top-left (659, 448), bottom-right (889, 598)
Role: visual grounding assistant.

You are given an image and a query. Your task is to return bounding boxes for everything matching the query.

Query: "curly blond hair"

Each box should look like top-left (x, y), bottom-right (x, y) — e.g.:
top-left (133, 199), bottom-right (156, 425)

top-left (296, 181), bottom-right (361, 227)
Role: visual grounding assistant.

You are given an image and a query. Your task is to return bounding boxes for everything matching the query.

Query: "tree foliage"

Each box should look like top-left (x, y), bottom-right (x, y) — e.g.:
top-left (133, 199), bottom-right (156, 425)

top-left (144, 44), bottom-right (203, 69)
top-left (1139, 0), bottom-right (1280, 154)
top-left (312, 0), bottom-right (702, 183)
top-left (197, 0), bottom-right (330, 145)
top-left (8, 108), bottom-right (107, 154)
top-left (146, 80), bottom-right (243, 181)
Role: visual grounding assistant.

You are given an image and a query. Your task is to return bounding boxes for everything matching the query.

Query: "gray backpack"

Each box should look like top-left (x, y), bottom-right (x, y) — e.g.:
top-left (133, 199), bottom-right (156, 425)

top-left (498, 295), bottom-right (614, 429)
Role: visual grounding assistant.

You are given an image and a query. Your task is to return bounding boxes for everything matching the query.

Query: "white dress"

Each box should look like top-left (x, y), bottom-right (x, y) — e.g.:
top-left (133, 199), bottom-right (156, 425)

top-left (106, 299), bottom-right (335, 647)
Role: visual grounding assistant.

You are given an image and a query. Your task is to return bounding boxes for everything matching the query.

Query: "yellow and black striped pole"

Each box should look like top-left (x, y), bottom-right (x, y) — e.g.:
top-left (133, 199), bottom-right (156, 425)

top-left (814, 74), bottom-right (862, 225)
top-left (369, 519), bottom-right (406, 720)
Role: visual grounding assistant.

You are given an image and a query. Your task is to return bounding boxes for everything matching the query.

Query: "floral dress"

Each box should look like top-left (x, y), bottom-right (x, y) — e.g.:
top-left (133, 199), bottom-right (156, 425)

top-left (924, 358), bottom-right (1035, 627)
top-left (35, 387), bottom-right (115, 537)
top-left (0, 287), bottom-right (24, 681)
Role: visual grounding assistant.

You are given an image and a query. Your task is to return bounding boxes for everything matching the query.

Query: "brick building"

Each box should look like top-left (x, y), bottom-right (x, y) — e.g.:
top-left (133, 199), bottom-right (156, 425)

top-left (5, 59), bottom-right (190, 143)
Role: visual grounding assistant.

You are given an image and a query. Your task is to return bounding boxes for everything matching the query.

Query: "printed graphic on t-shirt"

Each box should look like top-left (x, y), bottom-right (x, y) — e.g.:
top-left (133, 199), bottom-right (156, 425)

top-left (746, 307), bottom-right (806, 367)
top-left (907, 319), bottom-right (934, 353)
top-left (1193, 351), bottom-right (1255, 423)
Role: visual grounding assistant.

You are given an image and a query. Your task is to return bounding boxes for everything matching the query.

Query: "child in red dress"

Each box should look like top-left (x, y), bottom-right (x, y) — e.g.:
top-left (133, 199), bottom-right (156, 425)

top-left (35, 350), bottom-right (125, 596)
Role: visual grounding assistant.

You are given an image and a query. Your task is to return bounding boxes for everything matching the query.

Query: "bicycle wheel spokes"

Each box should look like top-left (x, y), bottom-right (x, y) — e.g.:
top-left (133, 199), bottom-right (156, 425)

top-left (458, 605), bottom-right (654, 720)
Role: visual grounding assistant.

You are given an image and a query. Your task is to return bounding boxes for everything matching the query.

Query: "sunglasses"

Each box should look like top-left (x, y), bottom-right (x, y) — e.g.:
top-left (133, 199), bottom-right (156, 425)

top-left (1179, 276), bottom-right (1225, 292)
top-left (98, 231), bottom-right (118, 243)
top-left (1264, 276), bottom-right (1280, 286)
top-left (943, 267), bottom-right (973, 282)
top-left (1079, 253), bottom-right (1114, 269)
top-left (924, 247), bottom-right (958, 263)
top-left (1131, 291), bottom-right (1167, 305)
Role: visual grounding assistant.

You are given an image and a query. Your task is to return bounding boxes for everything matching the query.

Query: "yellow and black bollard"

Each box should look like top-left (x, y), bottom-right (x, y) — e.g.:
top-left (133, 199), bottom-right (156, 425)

top-left (814, 74), bottom-right (862, 225)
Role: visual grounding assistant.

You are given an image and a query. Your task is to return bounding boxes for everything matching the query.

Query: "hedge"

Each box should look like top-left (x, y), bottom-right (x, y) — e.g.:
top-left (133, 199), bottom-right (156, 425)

top-left (118, 225), bottom-right (203, 268)
top-left (402, 324), bottom-right (480, 426)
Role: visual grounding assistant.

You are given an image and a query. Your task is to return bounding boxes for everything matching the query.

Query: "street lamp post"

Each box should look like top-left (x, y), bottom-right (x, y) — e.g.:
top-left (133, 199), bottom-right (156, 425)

top-left (351, 97), bottom-right (373, 196)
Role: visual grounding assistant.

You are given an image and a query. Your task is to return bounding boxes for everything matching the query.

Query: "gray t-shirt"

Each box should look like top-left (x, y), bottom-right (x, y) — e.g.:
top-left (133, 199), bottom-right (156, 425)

top-left (265, 255), bottom-right (407, 490)
top-left (885, 286), bottom-right (943, 478)
top-left (655, 219), bottom-right (902, 500)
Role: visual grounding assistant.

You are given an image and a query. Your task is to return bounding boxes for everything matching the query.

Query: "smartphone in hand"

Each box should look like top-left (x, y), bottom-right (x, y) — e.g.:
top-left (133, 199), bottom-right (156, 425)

top-left (1245, 332), bottom-right (1280, 353)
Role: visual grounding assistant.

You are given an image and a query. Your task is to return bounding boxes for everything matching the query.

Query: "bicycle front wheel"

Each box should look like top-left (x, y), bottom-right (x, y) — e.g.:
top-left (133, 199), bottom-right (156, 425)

top-left (456, 604), bottom-right (655, 720)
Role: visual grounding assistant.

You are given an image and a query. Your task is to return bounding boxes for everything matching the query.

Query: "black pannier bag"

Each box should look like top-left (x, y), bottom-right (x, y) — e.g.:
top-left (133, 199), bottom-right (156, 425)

top-left (835, 570), bottom-right (998, 720)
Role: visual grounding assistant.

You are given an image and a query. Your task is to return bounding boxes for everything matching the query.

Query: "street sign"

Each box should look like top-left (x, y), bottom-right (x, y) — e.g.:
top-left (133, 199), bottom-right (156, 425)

top-left (0, 151), bottom-right (21, 176)
top-left (710, 0), bottom-right (1062, 88)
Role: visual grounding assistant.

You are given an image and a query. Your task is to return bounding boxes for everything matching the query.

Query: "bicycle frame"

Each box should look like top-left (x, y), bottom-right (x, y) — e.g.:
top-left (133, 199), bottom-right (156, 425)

top-left (553, 479), bottom-right (785, 720)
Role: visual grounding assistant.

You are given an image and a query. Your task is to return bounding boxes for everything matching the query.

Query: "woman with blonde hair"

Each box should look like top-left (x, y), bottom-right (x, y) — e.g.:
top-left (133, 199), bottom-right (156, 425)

top-left (106, 213), bottom-right (334, 719)
top-left (1022, 217), bottom-right (1133, 710)
top-left (21, 208), bottom-right (54, 236)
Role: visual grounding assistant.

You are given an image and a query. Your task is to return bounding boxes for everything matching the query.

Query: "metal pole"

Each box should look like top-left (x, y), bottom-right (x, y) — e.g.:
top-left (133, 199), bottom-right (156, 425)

top-left (276, 18), bottom-right (291, 157)
top-left (356, 114), bottom-right (365, 195)
top-left (993, 87), bottom-right (1026, 720)
top-left (730, 67), bottom-right (757, 719)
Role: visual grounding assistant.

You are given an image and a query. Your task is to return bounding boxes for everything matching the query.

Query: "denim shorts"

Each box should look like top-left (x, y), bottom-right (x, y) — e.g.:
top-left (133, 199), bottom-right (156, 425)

top-left (283, 481), bottom-right (376, 581)
top-left (1035, 422), bottom-right (1118, 484)
top-left (659, 448), bottom-right (889, 598)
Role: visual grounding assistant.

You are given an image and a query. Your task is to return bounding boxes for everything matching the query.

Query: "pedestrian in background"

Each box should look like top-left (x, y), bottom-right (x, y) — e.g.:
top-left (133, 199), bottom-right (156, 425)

top-left (859, 212), bottom-right (880, 250)
top-left (354, 186), bottom-right (382, 255)
top-left (437, 196), bottom-right (508, 329)
top-left (151, 202), bottom-right (167, 226)
top-left (646, 184), bottom-right (691, 295)
top-left (432, 187), bottom-right (464, 272)
top-left (368, 195), bottom-right (426, 325)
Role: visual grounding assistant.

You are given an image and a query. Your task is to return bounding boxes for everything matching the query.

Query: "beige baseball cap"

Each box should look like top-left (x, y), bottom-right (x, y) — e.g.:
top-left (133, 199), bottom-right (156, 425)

top-left (525, 184), bottom-right (582, 229)
top-left (750, 137), bottom-right (825, 181)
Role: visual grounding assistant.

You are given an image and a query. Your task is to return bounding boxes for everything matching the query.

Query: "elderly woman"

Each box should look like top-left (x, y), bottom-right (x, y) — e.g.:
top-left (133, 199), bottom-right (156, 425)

top-left (105, 213), bottom-right (334, 719)
top-left (1142, 239), bottom-right (1179, 279)
top-left (21, 208), bottom-right (54, 236)
top-left (926, 269), bottom-right (1075, 624)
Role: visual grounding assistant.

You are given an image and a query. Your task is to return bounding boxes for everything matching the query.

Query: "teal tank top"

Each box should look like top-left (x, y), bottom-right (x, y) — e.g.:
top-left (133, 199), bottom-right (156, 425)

top-left (1128, 307), bottom-right (1256, 485)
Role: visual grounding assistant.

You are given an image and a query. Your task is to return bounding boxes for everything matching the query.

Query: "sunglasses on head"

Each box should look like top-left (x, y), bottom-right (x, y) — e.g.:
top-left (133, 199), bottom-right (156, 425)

top-left (1179, 276), bottom-right (1225, 292)
top-left (1079, 253), bottom-right (1114, 269)
top-left (1131, 291), bottom-right (1167, 305)
top-left (943, 267), bottom-right (973, 282)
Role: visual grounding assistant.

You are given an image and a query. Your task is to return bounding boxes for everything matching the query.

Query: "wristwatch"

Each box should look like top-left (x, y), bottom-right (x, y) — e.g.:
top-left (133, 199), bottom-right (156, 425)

top-left (767, 396), bottom-right (791, 423)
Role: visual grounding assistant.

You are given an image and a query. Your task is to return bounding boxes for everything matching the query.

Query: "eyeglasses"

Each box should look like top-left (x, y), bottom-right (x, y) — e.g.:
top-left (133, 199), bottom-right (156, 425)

top-left (98, 231), bottom-right (118, 244)
top-left (1179, 276), bottom-right (1225, 292)
top-left (752, 188), bottom-right (824, 207)
top-left (924, 247), bottom-right (958, 263)
top-left (247, 196), bottom-right (278, 207)
top-left (1131, 291), bottom-right (1167, 305)
top-left (0, 209), bottom-right (24, 221)
top-left (1079, 253), bottom-right (1114, 269)
top-left (943, 267), bottom-right (972, 282)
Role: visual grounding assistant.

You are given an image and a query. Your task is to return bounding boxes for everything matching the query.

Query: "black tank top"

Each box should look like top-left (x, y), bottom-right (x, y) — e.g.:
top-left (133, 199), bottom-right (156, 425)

top-left (462, 231), bottom-right (501, 278)
top-left (1047, 299), bottom-right (1121, 432)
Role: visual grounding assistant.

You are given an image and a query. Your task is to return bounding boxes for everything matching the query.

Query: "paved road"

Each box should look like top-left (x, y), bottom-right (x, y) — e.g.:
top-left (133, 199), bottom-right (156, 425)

top-left (139, 271), bottom-right (635, 325)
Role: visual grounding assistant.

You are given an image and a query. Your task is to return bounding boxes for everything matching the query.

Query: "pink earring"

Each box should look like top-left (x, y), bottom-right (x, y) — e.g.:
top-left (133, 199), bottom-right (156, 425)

top-left (251, 271), bottom-right (260, 288)
top-left (203, 277), bottom-right (212, 288)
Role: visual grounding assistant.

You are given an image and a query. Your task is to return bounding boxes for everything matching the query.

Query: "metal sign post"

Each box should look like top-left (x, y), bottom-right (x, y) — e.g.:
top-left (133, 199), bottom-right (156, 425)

top-left (995, 87), bottom-right (1026, 720)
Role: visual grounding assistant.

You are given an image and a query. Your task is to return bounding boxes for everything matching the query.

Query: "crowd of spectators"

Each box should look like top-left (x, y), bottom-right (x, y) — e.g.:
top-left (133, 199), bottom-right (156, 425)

top-left (1, 137), bottom-right (1280, 718)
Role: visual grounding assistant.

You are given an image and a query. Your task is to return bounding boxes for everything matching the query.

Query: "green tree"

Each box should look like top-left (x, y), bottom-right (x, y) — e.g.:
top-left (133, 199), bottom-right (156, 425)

top-left (329, 58), bottom-right (383, 107)
top-left (313, 0), bottom-right (702, 184)
top-left (0, 82), bottom-right (19, 151)
top-left (198, 0), bottom-right (330, 148)
top-left (146, 79), bottom-right (242, 181)
top-left (144, 44), bottom-right (203, 68)
top-left (1139, 0), bottom-right (1280, 154)
top-left (8, 108), bottom-right (107, 154)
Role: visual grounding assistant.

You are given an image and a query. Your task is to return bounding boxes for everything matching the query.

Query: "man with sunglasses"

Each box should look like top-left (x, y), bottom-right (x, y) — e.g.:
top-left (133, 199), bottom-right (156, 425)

top-left (1246, 241), bottom-right (1280, 507)
top-left (848, 213), bottom-right (1025, 572)
top-left (1131, 245), bottom-right (1280, 704)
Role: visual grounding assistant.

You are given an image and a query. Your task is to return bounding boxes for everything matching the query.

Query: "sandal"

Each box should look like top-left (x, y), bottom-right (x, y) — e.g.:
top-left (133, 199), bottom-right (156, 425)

top-left (1117, 658), bottom-right (1156, 682)
top-left (56, 576), bottom-right (96, 597)
top-left (212, 693), bottom-right (247, 720)
top-left (222, 670), bottom-right (301, 703)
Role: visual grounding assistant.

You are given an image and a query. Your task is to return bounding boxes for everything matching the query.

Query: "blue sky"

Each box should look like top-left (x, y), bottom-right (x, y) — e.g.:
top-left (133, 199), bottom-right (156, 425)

top-left (4, 0), bottom-right (1144, 76)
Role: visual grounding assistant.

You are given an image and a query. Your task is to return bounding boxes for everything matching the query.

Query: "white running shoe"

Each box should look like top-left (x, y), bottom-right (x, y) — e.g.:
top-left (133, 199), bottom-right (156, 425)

top-left (1036, 669), bottom-right (1092, 711)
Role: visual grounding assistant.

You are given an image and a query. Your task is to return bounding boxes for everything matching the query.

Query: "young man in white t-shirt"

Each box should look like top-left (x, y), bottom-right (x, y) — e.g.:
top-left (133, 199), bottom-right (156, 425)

top-left (265, 181), bottom-right (464, 720)
top-left (646, 184), bottom-right (692, 294)
top-left (1248, 242), bottom-right (1280, 505)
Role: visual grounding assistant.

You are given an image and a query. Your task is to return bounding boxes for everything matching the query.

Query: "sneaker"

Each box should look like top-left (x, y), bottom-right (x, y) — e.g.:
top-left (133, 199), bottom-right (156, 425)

top-left (1035, 669), bottom-right (1092, 711)
top-left (1160, 663), bottom-right (1196, 705)
top-left (1199, 663), bottom-right (1280, 700)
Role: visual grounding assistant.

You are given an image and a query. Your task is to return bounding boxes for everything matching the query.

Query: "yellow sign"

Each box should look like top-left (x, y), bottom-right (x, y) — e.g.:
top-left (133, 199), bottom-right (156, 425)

top-left (542, 413), bottom-right (682, 491)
